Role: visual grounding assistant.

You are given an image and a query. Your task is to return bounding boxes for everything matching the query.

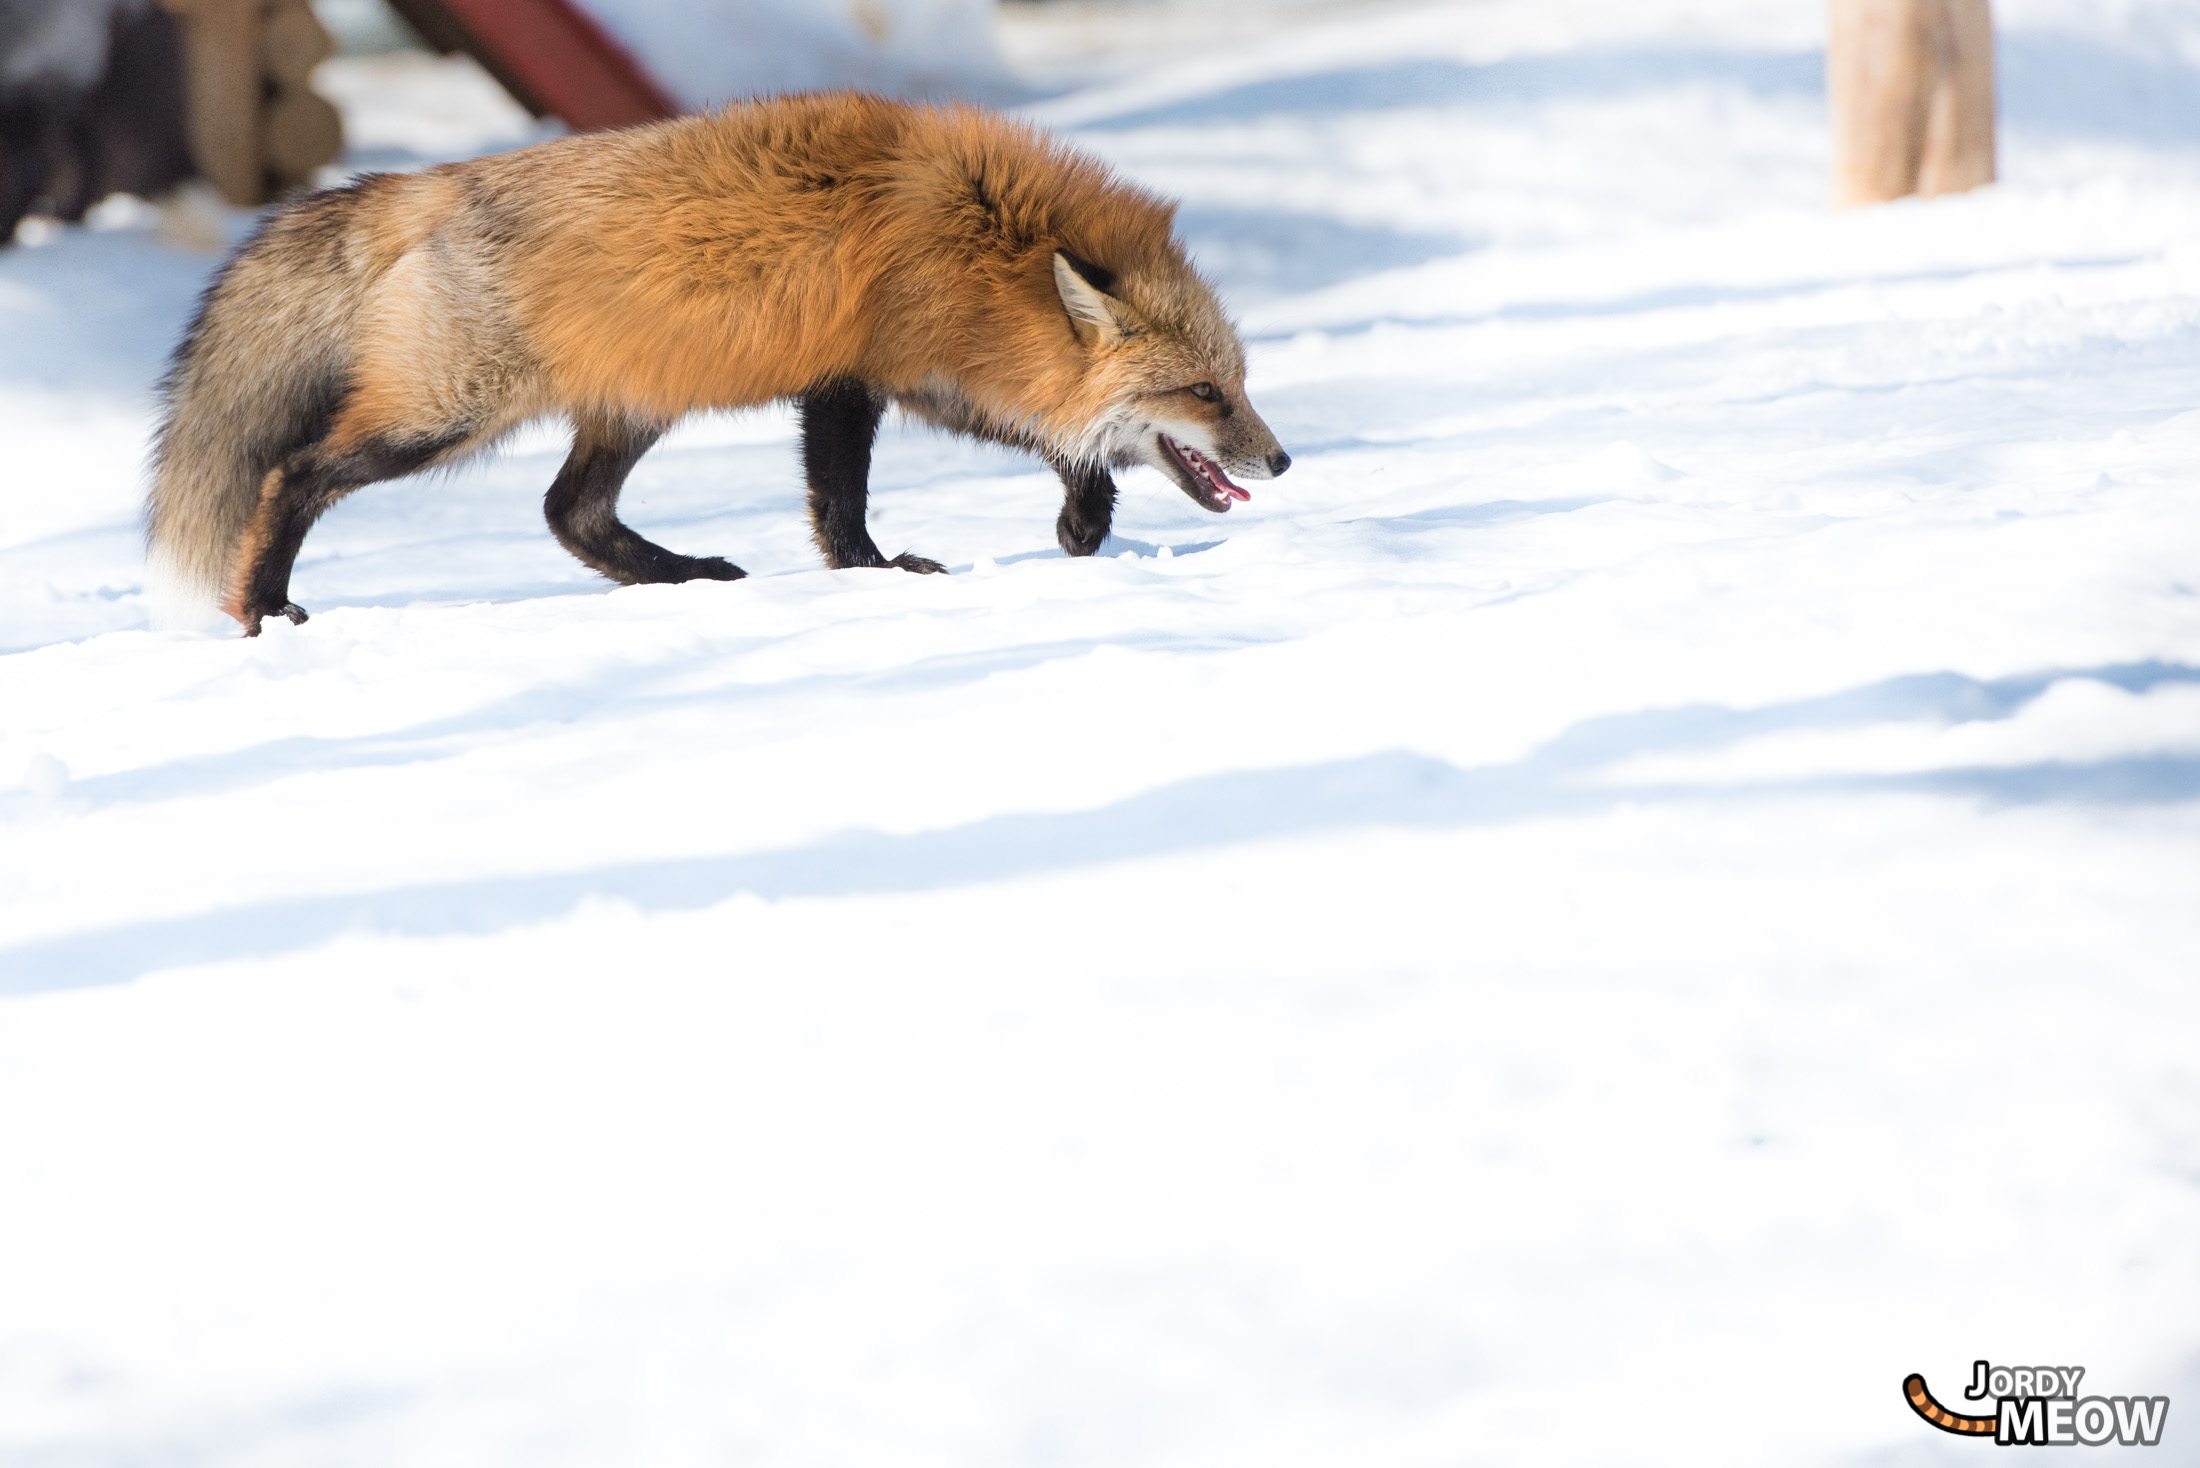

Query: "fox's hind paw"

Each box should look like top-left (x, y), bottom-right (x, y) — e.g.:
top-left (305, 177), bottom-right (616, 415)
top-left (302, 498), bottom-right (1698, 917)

top-left (239, 601), bottom-right (309, 638)
top-left (660, 555), bottom-right (745, 583)
top-left (888, 553), bottom-right (947, 575)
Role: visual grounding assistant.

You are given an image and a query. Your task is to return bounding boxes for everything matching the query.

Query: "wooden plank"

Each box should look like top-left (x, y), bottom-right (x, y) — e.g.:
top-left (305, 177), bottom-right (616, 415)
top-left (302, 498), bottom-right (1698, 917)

top-left (384, 0), bottom-right (680, 131)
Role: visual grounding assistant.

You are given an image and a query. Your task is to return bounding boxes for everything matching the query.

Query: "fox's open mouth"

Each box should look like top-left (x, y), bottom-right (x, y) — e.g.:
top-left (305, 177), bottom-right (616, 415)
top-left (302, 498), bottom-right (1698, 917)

top-left (1160, 434), bottom-right (1250, 512)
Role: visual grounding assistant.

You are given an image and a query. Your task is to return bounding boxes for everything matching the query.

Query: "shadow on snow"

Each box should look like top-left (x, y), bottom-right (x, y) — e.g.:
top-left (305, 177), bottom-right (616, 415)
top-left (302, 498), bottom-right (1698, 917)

top-left (6, 662), bottom-right (2197, 995)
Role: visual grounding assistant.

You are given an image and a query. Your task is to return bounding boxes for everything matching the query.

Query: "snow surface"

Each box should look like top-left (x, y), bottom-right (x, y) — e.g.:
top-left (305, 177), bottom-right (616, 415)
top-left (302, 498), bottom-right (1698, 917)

top-left (5, 0), bottom-right (2200, 1462)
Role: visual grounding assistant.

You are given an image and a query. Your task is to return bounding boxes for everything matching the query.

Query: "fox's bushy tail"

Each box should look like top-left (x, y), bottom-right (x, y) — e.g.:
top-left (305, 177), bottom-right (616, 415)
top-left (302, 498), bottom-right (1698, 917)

top-left (146, 187), bottom-right (372, 621)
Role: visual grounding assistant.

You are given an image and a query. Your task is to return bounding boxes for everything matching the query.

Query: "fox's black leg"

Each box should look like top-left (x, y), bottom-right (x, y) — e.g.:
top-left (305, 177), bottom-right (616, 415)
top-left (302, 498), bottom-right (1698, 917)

top-left (546, 416), bottom-right (745, 587)
top-left (800, 378), bottom-right (944, 574)
top-left (226, 429), bottom-right (470, 636)
top-left (1054, 458), bottom-right (1116, 557)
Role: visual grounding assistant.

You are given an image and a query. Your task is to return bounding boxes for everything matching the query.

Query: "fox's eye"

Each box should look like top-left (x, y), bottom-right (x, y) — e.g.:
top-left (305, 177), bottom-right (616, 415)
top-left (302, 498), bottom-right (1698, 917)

top-left (1187, 382), bottom-right (1220, 402)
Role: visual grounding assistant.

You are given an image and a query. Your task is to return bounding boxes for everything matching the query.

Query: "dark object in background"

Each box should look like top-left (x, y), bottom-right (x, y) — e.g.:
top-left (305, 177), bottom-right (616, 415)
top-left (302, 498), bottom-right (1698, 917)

top-left (85, 1), bottom-right (195, 202)
top-left (0, 0), bottom-right (195, 244)
top-left (1, 0), bottom-right (346, 245)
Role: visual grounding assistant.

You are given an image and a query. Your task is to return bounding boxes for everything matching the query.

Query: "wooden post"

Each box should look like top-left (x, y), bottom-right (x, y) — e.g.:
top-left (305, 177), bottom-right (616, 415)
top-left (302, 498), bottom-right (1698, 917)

top-left (159, 0), bottom-right (342, 207)
top-left (1828, 0), bottom-right (1995, 206)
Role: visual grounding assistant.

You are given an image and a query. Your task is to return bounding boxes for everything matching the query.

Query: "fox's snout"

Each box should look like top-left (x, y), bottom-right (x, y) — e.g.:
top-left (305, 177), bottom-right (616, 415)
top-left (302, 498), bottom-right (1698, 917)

top-left (1221, 408), bottom-right (1289, 480)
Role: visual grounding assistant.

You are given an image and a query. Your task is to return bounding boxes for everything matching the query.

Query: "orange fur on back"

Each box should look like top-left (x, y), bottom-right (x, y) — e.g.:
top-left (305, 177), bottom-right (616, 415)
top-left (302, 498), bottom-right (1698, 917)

top-left (342, 95), bottom-right (1188, 441)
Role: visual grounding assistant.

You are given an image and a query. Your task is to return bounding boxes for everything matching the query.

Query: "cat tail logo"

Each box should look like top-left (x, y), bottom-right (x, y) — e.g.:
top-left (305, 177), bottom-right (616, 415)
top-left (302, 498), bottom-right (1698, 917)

top-left (1904, 1362), bottom-right (2170, 1447)
top-left (1906, 1374), bottom-right (1998, 1436)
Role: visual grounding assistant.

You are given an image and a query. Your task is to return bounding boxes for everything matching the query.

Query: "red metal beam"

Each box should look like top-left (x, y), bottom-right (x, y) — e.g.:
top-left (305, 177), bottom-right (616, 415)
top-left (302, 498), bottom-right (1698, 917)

top-left (385, 0), bottom-right (680, 132)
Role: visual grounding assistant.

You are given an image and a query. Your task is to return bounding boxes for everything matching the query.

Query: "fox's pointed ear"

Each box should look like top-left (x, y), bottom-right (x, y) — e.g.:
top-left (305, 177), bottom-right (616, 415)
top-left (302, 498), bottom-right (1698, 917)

top-left (1054, 250), bottom-right (1139, 344)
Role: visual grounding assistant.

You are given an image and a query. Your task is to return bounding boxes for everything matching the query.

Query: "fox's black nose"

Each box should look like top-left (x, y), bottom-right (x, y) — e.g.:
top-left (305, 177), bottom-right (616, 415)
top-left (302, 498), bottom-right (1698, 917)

top-left (1267, 450), bottom-right (1292, 476)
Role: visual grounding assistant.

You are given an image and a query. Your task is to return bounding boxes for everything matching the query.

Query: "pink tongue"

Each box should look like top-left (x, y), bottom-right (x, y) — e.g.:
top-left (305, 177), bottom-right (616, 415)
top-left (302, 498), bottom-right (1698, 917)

top-left (1209, 465), bottom-right (1251, 502)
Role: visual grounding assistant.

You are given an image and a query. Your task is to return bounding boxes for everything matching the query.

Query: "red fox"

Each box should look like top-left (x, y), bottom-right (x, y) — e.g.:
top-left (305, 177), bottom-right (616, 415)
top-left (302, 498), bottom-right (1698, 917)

top-left (148, 91), bottom-right (1291, 635)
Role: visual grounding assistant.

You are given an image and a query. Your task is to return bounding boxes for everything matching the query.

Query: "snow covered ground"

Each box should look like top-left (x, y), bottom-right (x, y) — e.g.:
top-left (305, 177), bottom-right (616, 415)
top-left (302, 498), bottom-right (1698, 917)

top-left (5, 0), bottom-right (2200, 1462)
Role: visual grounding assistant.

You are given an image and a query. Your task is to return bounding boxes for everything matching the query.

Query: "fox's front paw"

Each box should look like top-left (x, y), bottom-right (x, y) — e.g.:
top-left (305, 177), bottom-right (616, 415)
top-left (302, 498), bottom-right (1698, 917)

top-left (1057, 508), bottom-right (1109, 557)
top-left (888, 553), bottom-right (947, 574)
